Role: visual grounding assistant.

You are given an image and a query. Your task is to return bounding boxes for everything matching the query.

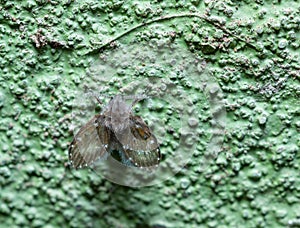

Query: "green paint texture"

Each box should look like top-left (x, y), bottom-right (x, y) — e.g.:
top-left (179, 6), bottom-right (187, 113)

top-left (0, 0), bottom-right (300, 227)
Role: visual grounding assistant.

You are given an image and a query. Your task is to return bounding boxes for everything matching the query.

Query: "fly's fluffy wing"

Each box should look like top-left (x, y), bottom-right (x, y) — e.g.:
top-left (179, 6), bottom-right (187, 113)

top-left (117, 115), bottom-right (161, 168)
top-left (68, 115), bottom-right (110, 168)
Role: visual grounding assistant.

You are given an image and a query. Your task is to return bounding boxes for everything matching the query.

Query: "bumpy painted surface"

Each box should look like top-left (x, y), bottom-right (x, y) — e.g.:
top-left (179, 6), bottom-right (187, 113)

top-left (0, 0), bottom-right (300, 227)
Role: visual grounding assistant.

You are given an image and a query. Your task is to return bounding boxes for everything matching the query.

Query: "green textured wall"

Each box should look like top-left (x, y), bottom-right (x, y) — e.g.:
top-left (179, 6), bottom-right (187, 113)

top-left (1, 0), bottom-right (300, 227)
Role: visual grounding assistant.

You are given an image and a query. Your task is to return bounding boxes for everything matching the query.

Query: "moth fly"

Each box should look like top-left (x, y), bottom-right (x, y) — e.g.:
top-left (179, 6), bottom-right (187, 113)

top-left (69, 94), bottom-right (161, 169)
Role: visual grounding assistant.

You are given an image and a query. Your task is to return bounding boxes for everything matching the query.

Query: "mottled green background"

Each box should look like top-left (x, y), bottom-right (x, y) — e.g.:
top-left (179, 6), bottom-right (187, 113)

top-left (1, 0), bottom-right (300, 227)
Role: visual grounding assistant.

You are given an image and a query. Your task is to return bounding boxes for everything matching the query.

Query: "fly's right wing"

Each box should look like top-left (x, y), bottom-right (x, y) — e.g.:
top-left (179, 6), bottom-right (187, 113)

top-left (68, 115), bottom-right (110, 168)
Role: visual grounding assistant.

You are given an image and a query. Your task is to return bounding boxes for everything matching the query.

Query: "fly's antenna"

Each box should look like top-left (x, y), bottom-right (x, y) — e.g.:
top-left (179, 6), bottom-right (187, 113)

top-left (131, 96), bottom-right (143, 108)
top-left (130, 88), bottom-right (151, 108)
top-left (93, 95), bottom-right (103, 105)
top-left (83, 85), bottom-right (103, 105)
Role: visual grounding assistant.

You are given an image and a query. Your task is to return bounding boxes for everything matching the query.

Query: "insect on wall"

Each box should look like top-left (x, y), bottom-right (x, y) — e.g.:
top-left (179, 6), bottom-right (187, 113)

top-left (69, 94), bottom-right (161, 170)
top-left (69, 42), bottom-right (226, 187)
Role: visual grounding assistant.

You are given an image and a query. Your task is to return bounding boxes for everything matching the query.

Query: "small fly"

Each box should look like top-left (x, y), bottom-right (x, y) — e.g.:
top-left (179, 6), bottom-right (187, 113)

top-left (69, 94), bottom-right (161, 169)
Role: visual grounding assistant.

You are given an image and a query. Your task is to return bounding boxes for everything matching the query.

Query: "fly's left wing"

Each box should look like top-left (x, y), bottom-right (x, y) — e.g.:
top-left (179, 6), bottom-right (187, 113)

top-left (68, 115), bottom-right (110, 168)
top-left (115, 115), bottom-right (161, 168)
